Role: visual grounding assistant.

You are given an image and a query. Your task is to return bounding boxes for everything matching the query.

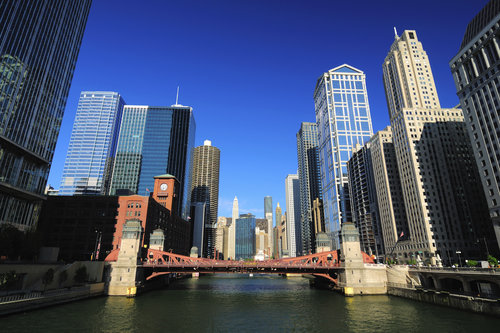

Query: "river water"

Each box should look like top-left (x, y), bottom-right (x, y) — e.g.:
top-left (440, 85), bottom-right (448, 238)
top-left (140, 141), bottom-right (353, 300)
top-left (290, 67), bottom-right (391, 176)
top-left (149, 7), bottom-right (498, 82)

top-left (3, 275), bottom-right (499, 332)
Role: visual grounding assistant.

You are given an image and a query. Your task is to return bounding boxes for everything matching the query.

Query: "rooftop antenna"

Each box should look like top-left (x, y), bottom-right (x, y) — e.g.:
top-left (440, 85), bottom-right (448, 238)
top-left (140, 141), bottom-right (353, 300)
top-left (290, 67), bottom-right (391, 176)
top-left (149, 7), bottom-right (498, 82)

top-left (394, 26), bottom-right (398, 38)
top-left (175, 86), bottom-right (179, 105)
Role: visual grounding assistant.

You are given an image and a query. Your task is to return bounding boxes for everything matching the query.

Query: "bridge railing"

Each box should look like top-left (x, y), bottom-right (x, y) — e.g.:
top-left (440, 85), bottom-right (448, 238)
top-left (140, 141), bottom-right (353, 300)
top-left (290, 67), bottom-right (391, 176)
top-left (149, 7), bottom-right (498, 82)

top-left (0, 291), bottom-right (42, 304)
top-left (142, 259), bottom-right (341, 270)
top-left (410, 266), bottom-right (500, 274)
top-left (386, 282), bottom-right (419, 289)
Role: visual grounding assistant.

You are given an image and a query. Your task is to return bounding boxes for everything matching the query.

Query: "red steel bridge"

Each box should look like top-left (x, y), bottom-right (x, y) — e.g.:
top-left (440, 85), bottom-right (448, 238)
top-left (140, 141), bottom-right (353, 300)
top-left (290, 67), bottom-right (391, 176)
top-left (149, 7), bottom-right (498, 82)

top-left (142, 249), bottom-right (375, 283)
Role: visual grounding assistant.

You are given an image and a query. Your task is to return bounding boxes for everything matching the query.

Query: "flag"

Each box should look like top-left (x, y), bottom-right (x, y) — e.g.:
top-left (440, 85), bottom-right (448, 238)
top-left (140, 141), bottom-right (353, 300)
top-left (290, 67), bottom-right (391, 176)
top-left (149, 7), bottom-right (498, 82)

top-left (399, 231), bottom-right (404, 238)
top-left (146, 188), bottom-right (150, 192)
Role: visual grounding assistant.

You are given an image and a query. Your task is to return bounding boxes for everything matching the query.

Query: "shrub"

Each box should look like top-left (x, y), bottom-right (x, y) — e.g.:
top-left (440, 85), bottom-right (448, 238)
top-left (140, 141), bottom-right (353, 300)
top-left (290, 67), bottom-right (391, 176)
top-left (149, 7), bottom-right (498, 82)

top-left (58, 270), bottom-right (68, 286)
top-left (42, 268), bottom-right (54, 291)
top-left (466, 260), bottom-right (478, 267)
top-left (487, 255), bottom-right (498, 267)
top-left (74, 266), bottom-right (87, 284)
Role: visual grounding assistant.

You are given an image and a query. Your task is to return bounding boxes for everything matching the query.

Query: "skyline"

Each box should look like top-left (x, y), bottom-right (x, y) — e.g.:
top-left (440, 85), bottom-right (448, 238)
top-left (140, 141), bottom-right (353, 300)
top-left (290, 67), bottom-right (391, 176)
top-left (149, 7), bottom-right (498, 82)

top-left (46, 0), bottom-right (489, 219)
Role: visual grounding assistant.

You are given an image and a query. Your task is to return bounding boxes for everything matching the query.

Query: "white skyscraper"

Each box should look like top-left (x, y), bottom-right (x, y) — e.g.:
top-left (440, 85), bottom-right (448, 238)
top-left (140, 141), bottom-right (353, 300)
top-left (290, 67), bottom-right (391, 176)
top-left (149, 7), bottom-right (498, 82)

top-left (382, 29), bottom-right (493, 265)
top-left (264, 196), bottom-right (273, 257)
top-left (227, 196), bottom-right (238, 260)
top-left (285, 174), bottom-right (301, 257)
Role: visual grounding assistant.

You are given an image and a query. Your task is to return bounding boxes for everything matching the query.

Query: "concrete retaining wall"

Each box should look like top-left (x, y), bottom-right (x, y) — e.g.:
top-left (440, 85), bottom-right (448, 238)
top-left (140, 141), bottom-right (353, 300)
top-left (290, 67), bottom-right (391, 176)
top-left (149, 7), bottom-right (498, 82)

top-left (0, 283), bottom-right (104, 316)
top-left (388, 286), bottom-right (500, 317)
top-left (0, 261), bottom-right (104, 290)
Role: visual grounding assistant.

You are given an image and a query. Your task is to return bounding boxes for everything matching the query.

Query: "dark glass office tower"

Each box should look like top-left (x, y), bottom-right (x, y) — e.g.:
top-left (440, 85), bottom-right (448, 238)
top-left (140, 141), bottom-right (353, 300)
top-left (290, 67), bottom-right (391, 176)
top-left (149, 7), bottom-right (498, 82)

top-left (296, 122), bottom-right (322, 254)
top-left (0, 0), bottom-right (92, 230)
top-left (110, 105), bottom-right (195, 218)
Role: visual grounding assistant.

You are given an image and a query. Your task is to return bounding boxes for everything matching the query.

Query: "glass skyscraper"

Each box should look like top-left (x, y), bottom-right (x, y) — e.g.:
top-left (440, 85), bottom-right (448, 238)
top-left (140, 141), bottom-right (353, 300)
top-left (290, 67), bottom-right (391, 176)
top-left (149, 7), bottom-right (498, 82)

top-left (0, 0), bottom-right (91, 229)
top-left (313, 64), bottom-right (374, 248)
top-left (235, 213), bottom-right (256, 260)
top-left (60, 92), bottom-right (125, 195)
top-left (296, 122), bottom-right (322, 254)
top-left (109, 104), bottom-right (195, 218)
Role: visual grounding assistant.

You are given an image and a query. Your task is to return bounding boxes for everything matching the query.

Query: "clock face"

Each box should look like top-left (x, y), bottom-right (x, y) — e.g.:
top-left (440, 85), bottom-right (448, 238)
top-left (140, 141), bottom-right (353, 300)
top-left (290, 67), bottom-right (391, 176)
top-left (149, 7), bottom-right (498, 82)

top-left (160, 183), bottom-right (168, 191)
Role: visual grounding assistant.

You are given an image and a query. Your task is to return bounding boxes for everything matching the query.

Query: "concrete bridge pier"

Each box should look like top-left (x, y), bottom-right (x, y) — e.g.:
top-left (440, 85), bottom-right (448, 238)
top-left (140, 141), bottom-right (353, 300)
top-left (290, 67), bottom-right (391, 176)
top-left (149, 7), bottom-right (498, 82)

top-left (337, 223), bottom-right (387, 296)
top-left (107, 220), bottom-right (144, 296)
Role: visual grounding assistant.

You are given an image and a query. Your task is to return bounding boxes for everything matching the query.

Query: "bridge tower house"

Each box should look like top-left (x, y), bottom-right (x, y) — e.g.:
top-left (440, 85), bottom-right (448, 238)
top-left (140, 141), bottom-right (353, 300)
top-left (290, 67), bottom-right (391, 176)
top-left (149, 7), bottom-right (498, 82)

top-left (108, 219), bottom-right (144, 296)
top-left (339, 222), bottom-right (387, 295)
top-left (150, 229), bottom-right (165, 251)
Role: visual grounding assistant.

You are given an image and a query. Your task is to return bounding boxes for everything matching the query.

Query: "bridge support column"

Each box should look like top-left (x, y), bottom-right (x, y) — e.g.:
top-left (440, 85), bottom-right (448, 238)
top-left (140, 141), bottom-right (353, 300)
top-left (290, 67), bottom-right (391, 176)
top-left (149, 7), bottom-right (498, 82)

top-left (338, 223), bottom-right (387, 296)
top-left (107, 220), bottom-right (144, 296)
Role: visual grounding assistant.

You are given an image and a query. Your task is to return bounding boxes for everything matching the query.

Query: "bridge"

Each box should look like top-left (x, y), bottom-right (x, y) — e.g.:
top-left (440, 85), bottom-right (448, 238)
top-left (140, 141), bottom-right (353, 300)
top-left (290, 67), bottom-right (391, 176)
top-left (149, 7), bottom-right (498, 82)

top-left (142, 248), bottom-right (375, 282)
top-left (408, 266), bottom-right (500, 298)
top-left (105, 221), bottom-right (390, 297)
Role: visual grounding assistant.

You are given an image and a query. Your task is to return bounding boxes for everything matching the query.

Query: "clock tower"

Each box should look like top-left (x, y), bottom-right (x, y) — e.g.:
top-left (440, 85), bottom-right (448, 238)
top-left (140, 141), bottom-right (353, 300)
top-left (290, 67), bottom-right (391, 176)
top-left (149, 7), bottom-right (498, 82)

top-left (152, 174), bottom-right (179, 214)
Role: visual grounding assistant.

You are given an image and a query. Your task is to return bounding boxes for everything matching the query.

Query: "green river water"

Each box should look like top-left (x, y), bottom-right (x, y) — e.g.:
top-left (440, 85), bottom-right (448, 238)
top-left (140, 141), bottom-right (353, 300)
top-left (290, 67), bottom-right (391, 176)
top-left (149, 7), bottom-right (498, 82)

top-left (2, 275), bottom-right (499, 332)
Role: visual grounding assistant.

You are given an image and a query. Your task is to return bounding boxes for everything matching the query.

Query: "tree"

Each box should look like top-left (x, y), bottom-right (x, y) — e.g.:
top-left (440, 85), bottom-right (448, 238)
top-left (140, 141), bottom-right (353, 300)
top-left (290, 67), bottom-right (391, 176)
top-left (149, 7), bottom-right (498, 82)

top-left (466, 260), bottom-right (478, 267)
top-left (42, 268), bottom-right (54, 292)
top-left (0, 271), bottom-right (21, 291)
top-left (58, 270), bottom-right (68, 287)
top-left (487, 255), bottom-right (498, 268)
top-left (74, 266), bottom-right (87, 284)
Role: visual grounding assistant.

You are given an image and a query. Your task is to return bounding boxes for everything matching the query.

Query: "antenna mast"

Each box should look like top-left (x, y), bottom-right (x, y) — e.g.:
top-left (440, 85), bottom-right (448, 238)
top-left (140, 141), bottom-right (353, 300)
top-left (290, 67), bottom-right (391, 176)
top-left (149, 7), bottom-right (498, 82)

top-left (175, 86), bottom-right (179, 105)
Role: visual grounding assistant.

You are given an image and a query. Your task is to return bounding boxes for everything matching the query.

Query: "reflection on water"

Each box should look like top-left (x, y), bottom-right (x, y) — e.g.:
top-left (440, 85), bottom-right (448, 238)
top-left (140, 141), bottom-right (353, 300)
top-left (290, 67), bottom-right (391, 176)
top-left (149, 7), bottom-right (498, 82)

top-left (2, 275), bottom-right (499, 332)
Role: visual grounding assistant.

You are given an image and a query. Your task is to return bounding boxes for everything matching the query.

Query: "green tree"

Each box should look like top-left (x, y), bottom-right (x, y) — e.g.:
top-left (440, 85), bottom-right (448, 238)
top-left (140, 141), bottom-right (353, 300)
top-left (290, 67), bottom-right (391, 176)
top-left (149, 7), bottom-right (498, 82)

top-left (466, 260), bottom-right (478, 267)
top-left (42, 268), bottom-right (54, 292)
top-left (0, 271), bottom-right (21, 290)
top-left (58, 270), bottom-right (68, 287)
top-left (487, 255), bottom-right (498, 268)
top-left (74, 266), bottom-right (87, 284)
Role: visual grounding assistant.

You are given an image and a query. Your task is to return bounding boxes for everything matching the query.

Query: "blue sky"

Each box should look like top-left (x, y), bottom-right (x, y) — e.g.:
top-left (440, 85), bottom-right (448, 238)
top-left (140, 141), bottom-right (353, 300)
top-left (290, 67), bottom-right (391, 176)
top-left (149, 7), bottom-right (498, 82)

top-left (47, 0), bottom-right (489, 222)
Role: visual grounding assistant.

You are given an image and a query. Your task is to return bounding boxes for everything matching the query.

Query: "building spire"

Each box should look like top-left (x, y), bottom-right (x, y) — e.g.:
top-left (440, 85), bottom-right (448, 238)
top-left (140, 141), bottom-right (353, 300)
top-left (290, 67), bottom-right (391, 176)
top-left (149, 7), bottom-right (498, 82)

top-left (175, 86), bottom-right (179, 105)
top-left (394, 26), bottom-right (398, 38)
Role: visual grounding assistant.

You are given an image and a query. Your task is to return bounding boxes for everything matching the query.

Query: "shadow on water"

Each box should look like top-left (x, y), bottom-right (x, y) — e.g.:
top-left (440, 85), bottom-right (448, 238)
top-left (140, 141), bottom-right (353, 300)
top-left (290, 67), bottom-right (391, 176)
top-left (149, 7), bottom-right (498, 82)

top-left (1, 275), bottom-right (499, 332)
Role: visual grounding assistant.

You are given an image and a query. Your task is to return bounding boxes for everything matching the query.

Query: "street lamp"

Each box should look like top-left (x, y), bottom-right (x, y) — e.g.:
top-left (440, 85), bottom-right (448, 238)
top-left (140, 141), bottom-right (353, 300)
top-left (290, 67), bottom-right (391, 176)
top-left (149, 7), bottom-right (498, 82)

top-left (456, 250), bottom-right (462, 267)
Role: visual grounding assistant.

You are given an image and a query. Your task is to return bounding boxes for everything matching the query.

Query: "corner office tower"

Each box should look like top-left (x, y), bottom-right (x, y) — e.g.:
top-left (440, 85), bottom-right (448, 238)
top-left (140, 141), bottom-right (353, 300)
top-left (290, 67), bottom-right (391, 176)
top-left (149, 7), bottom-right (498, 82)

top-left (0, 0), bottom-right (91, 229)
top-left (382, 30), bottom-right (494, 264)
top-left (313, 64), bottom-right (374, 249)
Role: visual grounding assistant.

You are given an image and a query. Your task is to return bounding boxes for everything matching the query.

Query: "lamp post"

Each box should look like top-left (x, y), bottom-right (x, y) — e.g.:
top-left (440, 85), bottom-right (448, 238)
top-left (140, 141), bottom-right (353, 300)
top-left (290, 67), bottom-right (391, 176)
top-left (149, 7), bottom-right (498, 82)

top-left (456, 250), bottom-right (462, 267)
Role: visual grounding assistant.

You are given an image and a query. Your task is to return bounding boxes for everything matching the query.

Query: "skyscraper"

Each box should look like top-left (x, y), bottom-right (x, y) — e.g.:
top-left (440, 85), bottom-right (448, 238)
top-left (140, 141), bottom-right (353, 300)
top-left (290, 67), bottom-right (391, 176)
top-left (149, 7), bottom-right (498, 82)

top-left (235, 213), bottom-right (256, 260)
top-left (369, 127), bottom-right (408, 260)
top-left (296, 122), bottom-right (322, 254)
top-left (0, 0), bottom-right (91, 229)
top-left (227, 196), bottom-right (238, 260)
top-left (347, 143), bottom-right (384, 260)
top-left (264, 196), bottom-right (273, 257)
top-left (60, 92), bottom-right (125, 195)
top-left (450, 0), bottom-right (500, 251)
top-left (285, 174), bottom-right (301, 256)
top-left (109, 104), bottom-right (195, 218)
top-left (313, 64), bottom-right (374, 248)
top-left (383, 30), bottom-right (494, 264)
top-left (275, 203), bottom-right (288, 258)
top-left (190, 140), bottom-right (220, 257)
